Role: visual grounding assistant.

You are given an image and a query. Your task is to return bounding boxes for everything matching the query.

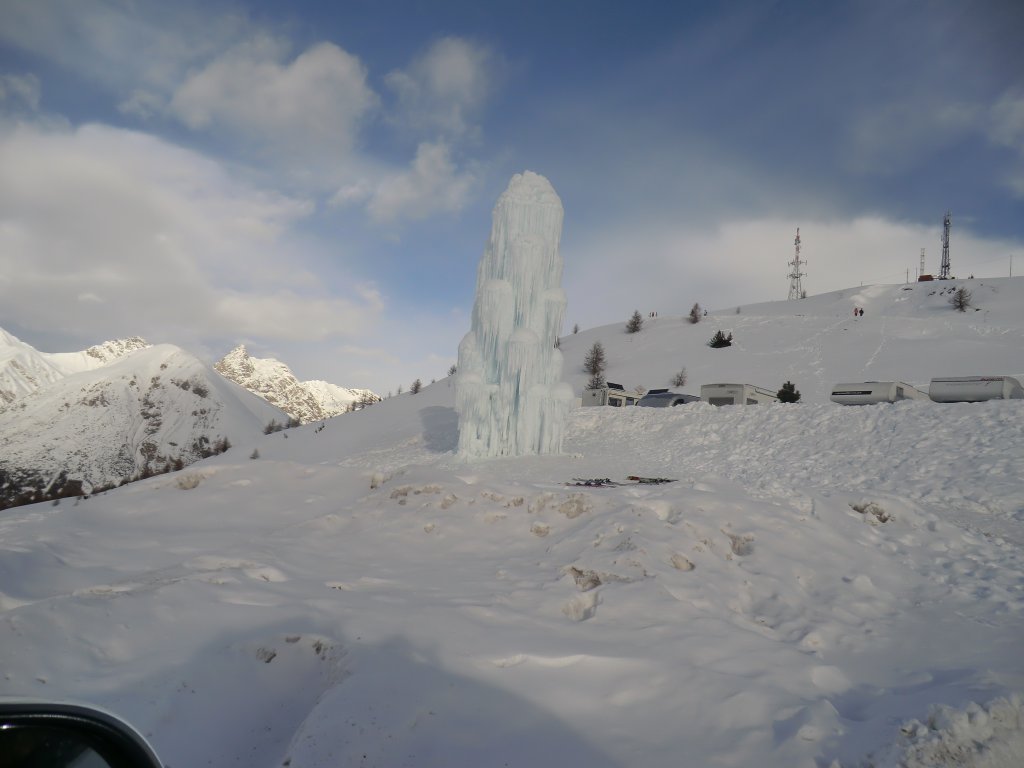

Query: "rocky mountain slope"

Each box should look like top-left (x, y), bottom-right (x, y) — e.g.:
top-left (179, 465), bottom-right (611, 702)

top-left (214, 345), bottom-right (378, 423)
top-left (0, 344), bottom-right (286, 507)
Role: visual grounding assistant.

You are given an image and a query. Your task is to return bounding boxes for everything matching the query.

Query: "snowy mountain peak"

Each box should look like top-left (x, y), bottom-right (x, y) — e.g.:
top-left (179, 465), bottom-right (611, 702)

top-left (214, 346), bottom-right (378, 423)
top-left (84, 336), bottom-right (149, 364)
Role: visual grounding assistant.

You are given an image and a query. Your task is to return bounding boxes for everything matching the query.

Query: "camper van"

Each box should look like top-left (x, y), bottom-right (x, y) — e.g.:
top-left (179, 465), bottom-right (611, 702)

top-left (582, 382), bottom-right (638, 407)
top-left (699, 383), bottom-right (778, 406)
top-left (830, 381), bottom-right (928, 405)
top-left (928, 376), bottom-right (1024, 403)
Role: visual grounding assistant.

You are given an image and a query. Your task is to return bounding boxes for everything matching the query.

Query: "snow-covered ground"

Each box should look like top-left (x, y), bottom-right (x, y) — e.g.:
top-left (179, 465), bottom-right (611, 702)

top-left (1, 281), bottom-right (1023, 767)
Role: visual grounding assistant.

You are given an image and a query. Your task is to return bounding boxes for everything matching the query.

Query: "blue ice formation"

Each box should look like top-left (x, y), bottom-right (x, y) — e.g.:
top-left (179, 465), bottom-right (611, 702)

top-left (455, 171), bottom-right (574, 458)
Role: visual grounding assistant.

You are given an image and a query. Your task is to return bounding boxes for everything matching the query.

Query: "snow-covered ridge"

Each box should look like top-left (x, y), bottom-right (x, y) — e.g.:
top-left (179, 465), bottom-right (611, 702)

top-left (47, 335), bottom-right (150, 374)
top-left (0, 344), bottom-right (285, 501)
top-left (0, 328), bottom-right (150, 406)
top-left (558, 276), bottom-right (1024, 403)
top-left (214, 344), bottom-right (378, 423)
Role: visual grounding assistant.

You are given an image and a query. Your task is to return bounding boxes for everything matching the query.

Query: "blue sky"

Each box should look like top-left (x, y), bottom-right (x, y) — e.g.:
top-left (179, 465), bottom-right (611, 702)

top-left (1, 0), bottom-right (1022, 394)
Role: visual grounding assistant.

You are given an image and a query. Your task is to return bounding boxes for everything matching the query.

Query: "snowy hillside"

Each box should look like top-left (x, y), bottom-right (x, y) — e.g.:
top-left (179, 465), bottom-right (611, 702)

top-left (557, 277), bottom-right (1024, 403)
top-left (215, 345), bottom-right (379, 423)
top-left (304, 378), bottom-right (379, 416)
top-left (0, 344), bottom-right (286, 504)
top-left (1, 280), bottom-right (1022, 767)
top-left (0, 329), bottom-right (149, 405)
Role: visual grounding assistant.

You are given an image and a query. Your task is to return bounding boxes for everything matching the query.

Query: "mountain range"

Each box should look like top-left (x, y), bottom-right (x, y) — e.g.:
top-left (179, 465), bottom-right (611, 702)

top-left (213, 345), bottom-right (379, 423)
top-left (0, 331), bottom-right (379, 508)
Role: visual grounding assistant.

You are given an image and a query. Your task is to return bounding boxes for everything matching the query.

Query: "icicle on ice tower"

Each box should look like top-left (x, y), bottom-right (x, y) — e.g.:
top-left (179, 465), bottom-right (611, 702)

top-left (455, 172), bottom-right (575, 458)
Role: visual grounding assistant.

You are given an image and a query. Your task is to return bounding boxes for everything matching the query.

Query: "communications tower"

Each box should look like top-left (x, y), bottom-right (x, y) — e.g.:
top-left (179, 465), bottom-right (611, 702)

top-left (939, 211), bottom-right (951, 280)
top-left (788, 227), bottom-right (807, 300)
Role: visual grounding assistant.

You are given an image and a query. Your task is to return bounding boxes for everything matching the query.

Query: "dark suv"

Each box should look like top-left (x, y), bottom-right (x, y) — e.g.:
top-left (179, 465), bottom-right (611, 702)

top-left (636, 390), bottom-right (700, 407)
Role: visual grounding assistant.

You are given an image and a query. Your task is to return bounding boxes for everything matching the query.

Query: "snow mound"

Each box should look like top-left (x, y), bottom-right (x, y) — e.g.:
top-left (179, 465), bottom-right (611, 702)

top-left (863, 696), bottom-right (1024, 768)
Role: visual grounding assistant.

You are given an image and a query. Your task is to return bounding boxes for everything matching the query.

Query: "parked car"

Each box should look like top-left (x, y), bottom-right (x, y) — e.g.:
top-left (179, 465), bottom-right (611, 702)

top-left (636, 389), bottom-right (700, 407)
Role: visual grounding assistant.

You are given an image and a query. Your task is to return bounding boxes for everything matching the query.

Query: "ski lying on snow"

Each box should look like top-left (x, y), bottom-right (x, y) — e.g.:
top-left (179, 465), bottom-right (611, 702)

top-left (565, 476), bottom-right (677, 488)
top-left (567, 478), bottom-right (620, 487)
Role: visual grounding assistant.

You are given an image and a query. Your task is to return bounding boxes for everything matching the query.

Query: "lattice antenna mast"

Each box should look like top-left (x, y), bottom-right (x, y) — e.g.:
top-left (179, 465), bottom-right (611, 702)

top-left (788, 227), bottom-right (807, 299)
top-left (919, 248), bottom-right (925, 279)
top-left (939, 211), bottom-right (951, 280)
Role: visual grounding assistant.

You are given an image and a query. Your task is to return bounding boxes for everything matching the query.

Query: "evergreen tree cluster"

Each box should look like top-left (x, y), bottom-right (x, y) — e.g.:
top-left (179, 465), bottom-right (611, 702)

top-left (707, 330), bottom-right (733, 348)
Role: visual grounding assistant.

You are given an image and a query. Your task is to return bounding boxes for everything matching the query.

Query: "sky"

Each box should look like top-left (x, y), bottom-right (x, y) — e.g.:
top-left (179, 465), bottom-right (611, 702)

top-left (1, 0), bottom-right (1022, 395)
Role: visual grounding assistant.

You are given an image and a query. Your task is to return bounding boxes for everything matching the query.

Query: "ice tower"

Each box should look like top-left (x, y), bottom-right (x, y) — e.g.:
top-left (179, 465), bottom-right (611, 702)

top-left (455, 171), bottom-right (575, 458)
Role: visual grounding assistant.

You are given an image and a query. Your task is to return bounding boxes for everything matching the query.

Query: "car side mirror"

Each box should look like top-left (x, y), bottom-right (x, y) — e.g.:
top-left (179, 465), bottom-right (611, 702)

top-left (0, 702), bottom-right (163, 768)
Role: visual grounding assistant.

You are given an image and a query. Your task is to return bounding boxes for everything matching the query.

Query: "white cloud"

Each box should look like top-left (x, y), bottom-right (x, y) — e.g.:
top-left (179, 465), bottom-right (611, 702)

top-left (385, 37), bottom-right (492, 138)
top-left (0, 121), bottom-right (382, 346)
top-left (989, 90), bottom-right (1024, 198)
top-left (214, 290), bottom-right (382, 341)
top-left (118, 88), bottom-right (164, 119)
top-left (848, 101), bottom-right (981, 174)
top-left (0, 73), bottom-right (41, 111)
top-left (336, 141), bottom-right (475, 223)
top-left (0, 0), bottom-right (248, 95)
top-left (990, 90), bottom-right (1024, 150)
top-left (169, 36), bottom-right (378, 168)
top-left (848, 88), bottom-right (1024, 196)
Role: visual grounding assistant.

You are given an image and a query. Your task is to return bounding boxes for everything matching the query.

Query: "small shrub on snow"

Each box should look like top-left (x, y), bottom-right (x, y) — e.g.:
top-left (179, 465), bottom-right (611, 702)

top-left (777, 381), bottom-right (801, 403)
top-left (671, 368), bottom-right (688, 387)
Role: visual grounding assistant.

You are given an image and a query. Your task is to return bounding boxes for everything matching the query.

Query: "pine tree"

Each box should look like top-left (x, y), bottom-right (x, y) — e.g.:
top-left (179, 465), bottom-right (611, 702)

top-left (410, 378), bottom-right (422, 394)
top-left (573, 323), bottom-right (579, 334)
top-left (688, 303), bottom-right (701, 324)
top-left (583, 341), bottom-right (607, 389)
top-left (777, 381), bottom-right (801, 403)
top-left (626, 310), bottom-right (644, 334)
top-left (949, 287), bottom-right (972, 312)
top-left (448, 364), bottom-right (457, 376)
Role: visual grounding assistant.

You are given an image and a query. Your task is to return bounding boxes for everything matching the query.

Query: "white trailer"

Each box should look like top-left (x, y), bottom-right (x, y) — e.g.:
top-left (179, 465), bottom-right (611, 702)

top-left (830, 381), bottom-right (928, 405)
top-left (582, 382), bottom-right (638, 407)
top-left (928, 376), bottom-right (1024, 403)
top-left (700, 383), bottom-right (778, 406)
